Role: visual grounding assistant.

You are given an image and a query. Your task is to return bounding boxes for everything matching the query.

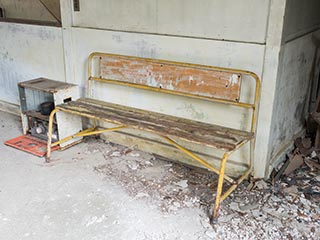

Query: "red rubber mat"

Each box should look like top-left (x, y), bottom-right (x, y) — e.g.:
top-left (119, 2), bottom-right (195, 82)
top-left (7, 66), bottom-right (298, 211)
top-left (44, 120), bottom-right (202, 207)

top-left (4, 135), bottom-right (59, 157)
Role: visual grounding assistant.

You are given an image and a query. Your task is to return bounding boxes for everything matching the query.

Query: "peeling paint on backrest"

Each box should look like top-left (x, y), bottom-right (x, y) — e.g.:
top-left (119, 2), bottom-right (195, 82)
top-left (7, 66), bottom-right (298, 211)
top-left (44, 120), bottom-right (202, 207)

top-left (99, 55), bottom-right (242, 102)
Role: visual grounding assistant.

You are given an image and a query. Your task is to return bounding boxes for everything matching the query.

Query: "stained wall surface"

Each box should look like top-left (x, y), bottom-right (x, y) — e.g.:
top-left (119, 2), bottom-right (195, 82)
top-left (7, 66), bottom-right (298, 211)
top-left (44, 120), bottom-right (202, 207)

top-left (2, 0), bottom-right (310, 178)
top-left (73, 0), bottom-right (270, 43)
top-left (268, 0), bottom-right (320, 172)
top-left (0, 22), bottom-right (65, 104)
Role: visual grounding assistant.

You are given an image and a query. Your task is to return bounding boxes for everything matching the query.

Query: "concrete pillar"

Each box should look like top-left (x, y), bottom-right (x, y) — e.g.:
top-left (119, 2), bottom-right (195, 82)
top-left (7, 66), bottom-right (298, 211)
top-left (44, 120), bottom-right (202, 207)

top-left (254, 0), bottom-right (287, 178)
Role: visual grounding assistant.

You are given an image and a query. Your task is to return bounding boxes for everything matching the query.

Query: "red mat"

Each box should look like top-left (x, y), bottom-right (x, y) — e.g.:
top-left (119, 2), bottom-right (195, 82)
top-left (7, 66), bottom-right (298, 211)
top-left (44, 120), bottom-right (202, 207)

top-left (4, 135), bottom-right (59, 157)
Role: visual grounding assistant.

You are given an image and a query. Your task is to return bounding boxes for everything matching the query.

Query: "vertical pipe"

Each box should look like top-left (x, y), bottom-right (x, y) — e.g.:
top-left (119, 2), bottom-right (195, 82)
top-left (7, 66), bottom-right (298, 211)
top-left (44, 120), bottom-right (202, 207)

top-left (250, 74), bottom-right (261, 133)
top-left (46, 109), bottom-right (59, 163)
top-left (87, 53), bottom-right (95, 98)
top-left (250, 138), bottom-right (255, 170)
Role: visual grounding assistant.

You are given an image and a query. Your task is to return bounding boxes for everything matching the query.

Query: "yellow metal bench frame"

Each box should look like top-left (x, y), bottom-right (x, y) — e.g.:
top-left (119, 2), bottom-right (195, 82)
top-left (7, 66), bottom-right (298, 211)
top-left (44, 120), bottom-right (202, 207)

top-left (46, 52), bottom-right (261, 222)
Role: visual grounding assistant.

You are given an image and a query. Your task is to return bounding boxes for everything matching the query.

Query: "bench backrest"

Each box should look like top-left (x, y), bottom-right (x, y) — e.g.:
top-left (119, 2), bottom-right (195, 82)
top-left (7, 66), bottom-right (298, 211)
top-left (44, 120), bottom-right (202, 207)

top-left (98, 54), bottom-right (241, 102)
top-left (88, 52), bottom-right (260, 133)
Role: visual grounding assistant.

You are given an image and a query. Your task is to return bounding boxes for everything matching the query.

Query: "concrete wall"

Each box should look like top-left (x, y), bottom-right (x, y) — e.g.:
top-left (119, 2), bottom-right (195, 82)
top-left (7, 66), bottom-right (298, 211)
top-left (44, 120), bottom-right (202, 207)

top-left (73, 0), bottom-right (269, 43)
top-left (0, 22), bottom-right (65, 104)
top-left (0, 0), bottom-right (303, 178)
top-left (268, 0), bottom-right (320, 172)
top-left (0, 0), bottom-right (63, 106)
top-left (282, 0), bottom-right (320, 42)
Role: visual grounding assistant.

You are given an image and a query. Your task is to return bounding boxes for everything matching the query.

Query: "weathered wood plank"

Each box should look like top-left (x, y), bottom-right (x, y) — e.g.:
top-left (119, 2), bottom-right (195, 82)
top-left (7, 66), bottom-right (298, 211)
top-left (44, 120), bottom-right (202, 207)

top-left (99, 55), bottom-right (242, 101)
top-left (57, 98), bottom-right (253, 151)
top-left (18, 78), bottom-right (77, 93)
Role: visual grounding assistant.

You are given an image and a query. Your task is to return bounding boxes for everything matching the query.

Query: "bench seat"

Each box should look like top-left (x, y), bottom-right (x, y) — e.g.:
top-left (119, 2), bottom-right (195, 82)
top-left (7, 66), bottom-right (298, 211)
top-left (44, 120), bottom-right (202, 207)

top-left (56, 98), bottom-right (253, 151)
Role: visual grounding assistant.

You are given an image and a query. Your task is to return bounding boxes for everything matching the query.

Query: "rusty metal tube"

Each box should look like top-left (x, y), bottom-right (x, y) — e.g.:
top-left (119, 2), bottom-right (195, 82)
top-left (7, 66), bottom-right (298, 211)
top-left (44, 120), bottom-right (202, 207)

top-left (212, 152), bottom-right (230, 221)
top-left (46, 108), bottom-right (59, 163)
top-left (161, 135), bottom-right (235, 184)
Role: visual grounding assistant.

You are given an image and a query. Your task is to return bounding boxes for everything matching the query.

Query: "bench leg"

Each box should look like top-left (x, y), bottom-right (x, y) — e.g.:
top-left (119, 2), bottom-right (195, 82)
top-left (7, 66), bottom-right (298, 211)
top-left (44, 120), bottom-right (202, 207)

top-left (250, 138), bottom-right (255, 173)
top-left (211, 140), bottom-right (254, 224)
top-left (46, 108), bottom-right (59, 163)
top-left (211, 152), bottom-right (229, 224)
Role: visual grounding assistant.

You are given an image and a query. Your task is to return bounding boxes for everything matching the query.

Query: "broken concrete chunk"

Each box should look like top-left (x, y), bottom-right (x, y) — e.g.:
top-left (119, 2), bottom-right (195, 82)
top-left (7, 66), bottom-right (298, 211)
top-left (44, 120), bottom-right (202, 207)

top-left (310, 151), bottom-right (317, 158)
top-left (129, 152), bottom-right (140, 157)
top-left (144, 160), bottom-right (153, 166)
top-left (175, 180), bottom-right (188, 189)
top-left (283, 185), bottom-right (299, 195)
top-left (135, 192), bottom-right (150, 199)
top-left (218, 213), bottom-right (237, 223)
top-left (304, 158), bottom-right (320, 171)
top-left (173, 202), bottom-right (181, 208)
top-left (183, 200), bottom-right (193, 207)
top-left (229, 202), bottom-right (240, 211)
top-left (127, 162), bottom-right (139, 170)
top-left (168, 205), bottom-right (178, 212)
top-left (253, 179), bottom-right (268, 190)
top-left (284, 154), bottom-right (304, 176)
top-left (270, 195), bottom-right (281, 202)
top-left (238, 203), bottom-right (259, 211)
top-left (110, 151), bottom-right (121, 157)
top-left (311, 213), bottom-right (320, 221)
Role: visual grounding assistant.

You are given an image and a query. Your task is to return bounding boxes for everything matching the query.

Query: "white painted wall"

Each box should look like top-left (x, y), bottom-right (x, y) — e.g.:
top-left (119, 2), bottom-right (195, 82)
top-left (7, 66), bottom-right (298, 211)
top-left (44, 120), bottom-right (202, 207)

top-left (73, 0), bottom-right (270, 43)
top-left (0, 22), bottom-right (65, 104)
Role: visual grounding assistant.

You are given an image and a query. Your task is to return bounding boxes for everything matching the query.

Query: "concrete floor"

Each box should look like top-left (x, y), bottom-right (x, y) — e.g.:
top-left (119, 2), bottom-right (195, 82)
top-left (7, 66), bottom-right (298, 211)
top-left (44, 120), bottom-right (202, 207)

top-left (1, 111), bottom-right (319, 240)
top-left (0, 111), bottom-right (213, 240)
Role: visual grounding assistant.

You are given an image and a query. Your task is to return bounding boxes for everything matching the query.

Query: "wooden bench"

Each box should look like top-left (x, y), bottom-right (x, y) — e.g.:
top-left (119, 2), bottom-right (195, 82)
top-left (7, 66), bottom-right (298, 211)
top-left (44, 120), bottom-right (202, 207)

top-left (46, 52), bottom-right (260, 222)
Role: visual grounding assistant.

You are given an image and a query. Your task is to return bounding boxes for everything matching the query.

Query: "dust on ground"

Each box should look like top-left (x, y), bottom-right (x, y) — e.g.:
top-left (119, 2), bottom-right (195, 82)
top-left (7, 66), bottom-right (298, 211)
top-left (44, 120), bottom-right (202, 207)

top-left (85, 138), bottom-right (320, 239)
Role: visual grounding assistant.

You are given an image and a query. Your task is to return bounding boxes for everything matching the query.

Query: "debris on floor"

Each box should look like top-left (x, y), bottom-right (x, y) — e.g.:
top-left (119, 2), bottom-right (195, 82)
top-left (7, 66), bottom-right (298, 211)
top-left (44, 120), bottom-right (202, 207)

top-left (2, 111), bottom-right (319, 239)
top-left (86, 138), bottom-right (319, 239)
top-left (92, 139), bottom-right (220, 213)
